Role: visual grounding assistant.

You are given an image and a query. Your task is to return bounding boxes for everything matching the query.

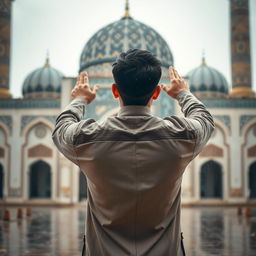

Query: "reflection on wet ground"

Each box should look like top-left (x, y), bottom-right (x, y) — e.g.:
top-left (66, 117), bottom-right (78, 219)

top-left (0, 206), bottom-right (256, 255)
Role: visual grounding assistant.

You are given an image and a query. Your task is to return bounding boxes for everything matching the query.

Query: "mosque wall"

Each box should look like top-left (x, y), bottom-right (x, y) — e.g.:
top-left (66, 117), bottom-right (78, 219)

top-left (0, 125), bottom-right (10, 199)
top-left (58, 153), bottom-right (80, 203)
top-left (0, 108), bottom-right (61, 202)
top-left (240, 118), bottom-right (256, 200)
top-left (194, 122), bottom-right (229, 201)
top-left (0, 100), bottom-right (255, 205)
top-left (0, 90), bottom-right (256, 205)
top-left (179, 106), bottom-right (256, 204)
top-left (180, 163), bottom-right (192, 203)
top-left (22, 120), bottom-right (56, 201)
top-left (1, 0), bottom-right (256, 206)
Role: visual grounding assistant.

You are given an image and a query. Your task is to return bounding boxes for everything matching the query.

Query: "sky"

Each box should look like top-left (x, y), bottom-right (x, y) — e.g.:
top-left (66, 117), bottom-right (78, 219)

top-left (9, 0), bottom-right (256, 98)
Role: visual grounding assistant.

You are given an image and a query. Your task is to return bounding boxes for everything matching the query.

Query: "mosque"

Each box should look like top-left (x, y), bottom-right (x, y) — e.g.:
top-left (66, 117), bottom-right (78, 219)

top-left (0, 0), bottom-right (255, 205)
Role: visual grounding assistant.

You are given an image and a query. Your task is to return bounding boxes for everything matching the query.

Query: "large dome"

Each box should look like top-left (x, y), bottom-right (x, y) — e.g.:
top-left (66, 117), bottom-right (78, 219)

top-left (22, 57), bottom-right (64, 99)
top-left (79, 16), bottom-right (173, 73)
top-left (186, 57), bottom-right (229, 98)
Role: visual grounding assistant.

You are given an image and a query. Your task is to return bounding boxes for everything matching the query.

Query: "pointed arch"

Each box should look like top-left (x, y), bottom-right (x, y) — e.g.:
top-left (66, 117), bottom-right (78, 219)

top-left (213, 119), bottom-right (229, 139)
top-left (21, 119), bottom-right (57, 199)
top-left (249, 162), bottom-right (256, 199)
top-left (241, 121), bottom-right (256, 198)
top-left (241, 119), bottom-right (256, 138)
top-left (200, 160), bottom-right (223, 198)
top-left (196, 120), bottom-right (229, 199)
top-left (0, 163), bottom-right (3, 198)
top-left (22, 118), bottom-right (53, 137)
top-left (0, 125), bottom-right (10, 197)
top-left (29, 160), bottom-right (51, 198)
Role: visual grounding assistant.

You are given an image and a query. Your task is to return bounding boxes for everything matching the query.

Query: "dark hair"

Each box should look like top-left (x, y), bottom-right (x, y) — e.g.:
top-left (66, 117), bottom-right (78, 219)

top-left (112, 49), bottom-right (162, 105)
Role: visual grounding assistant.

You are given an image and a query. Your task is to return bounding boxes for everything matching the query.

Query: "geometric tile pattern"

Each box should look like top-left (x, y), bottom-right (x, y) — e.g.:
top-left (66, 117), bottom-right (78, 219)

top-left (20, 115), bottom-right (56, 135)
top-left (80, 17), bottom-right (173, 72)
top-left (0, 115), bottom-right (12, 135)
top-left (187, 58), bottom-right (229, 95)
top-left (22, 61), bottom-right (63, 98)
top-left (213, 115), bottom-right (231, 135)
top-left (239, 115), bottom-right (256, 135)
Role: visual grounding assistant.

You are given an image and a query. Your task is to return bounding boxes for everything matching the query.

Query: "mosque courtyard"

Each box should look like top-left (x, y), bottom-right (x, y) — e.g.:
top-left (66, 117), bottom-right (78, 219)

top-left (0, 206), bottom-right (255, 256)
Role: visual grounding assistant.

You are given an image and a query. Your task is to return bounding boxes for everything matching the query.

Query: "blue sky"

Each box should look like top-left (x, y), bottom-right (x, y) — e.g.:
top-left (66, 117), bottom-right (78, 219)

top-left (9, 0), bottom-right (256, 98)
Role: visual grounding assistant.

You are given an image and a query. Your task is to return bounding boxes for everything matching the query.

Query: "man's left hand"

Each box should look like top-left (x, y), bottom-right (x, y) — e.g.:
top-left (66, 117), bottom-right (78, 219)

top-left (71, 72), bottom-right (99, 104)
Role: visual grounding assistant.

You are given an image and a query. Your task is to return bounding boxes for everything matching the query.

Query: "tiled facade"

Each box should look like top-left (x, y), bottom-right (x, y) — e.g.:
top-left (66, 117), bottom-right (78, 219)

top-left (0, 0), bottom-right (255, 205)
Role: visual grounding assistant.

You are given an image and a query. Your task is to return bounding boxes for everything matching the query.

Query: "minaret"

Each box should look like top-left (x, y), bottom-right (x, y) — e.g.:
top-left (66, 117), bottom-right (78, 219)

top-left (229, 0), bottom-right (255, 98)
top-left (0, 0), bottom-right (14, 98)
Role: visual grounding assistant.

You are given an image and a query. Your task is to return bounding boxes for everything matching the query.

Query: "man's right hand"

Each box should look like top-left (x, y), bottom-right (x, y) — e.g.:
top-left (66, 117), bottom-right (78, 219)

top-left (71, 72), bottom-right (99, 104)
top-left (161, 66), bottom-right (189, 99)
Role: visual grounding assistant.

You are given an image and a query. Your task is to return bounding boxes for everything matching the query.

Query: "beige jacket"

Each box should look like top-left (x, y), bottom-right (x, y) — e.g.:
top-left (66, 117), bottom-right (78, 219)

top-left (52, 90), bottom-right (215, 256)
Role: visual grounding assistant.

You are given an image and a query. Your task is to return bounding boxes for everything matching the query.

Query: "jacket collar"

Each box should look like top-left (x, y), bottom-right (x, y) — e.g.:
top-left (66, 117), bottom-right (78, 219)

top-left (117, 105), bottom-right (152, 117)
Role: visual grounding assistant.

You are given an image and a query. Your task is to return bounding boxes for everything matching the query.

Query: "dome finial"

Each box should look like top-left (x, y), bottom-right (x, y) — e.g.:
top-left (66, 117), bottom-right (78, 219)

top-left (201, 49), bottom-right (206, 65)
top-left (44, 49), bottom-right (50, 67)
top-left (123, 0), bottom-right (131, 19)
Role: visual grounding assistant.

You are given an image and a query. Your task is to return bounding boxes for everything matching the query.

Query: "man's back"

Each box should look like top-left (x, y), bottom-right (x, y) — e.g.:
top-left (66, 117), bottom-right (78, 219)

top-left (53, 89), bottom-right (214, 255)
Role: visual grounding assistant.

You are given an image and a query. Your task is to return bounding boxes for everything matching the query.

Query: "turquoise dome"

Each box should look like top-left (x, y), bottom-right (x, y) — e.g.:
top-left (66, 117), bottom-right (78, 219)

top-left (22, 58), bottom-right (64, 99)
top-left (79, 16), bottom-right (173, 72)
top-left (187, 57), bottom-right (229, 98)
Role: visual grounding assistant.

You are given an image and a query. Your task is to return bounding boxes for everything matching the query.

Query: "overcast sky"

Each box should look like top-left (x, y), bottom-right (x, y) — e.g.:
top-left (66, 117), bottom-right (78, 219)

top-left (9, 0), bottom-right (256, 98)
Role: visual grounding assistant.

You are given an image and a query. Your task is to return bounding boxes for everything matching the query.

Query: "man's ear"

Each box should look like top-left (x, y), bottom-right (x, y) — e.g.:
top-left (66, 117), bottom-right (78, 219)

top-left (152, 85), bottom-right (161, 100)
top-left (112, 83), bottom-right (119, 98)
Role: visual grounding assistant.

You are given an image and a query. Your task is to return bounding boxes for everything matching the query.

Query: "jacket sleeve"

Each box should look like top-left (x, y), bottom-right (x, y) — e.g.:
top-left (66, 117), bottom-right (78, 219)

top-left (165, 90), bottom-right (215, 159)
top-left (52, 98), bottom-right (88, 166)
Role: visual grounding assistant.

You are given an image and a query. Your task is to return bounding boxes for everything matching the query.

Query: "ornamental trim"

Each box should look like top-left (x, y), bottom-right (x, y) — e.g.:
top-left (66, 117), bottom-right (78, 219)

top-left (0, 115), bottom-right (12, 135)
top-left (213, 115), bottom-right (231, 135)
top-left (239, 115), bottom-right (256, 135)
top-left (20, 115), bottom-right (56, 135)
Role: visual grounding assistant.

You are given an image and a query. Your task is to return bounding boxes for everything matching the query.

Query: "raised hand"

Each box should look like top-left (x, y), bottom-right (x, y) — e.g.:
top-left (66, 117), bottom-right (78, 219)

top-left (161, 66), bottom-right (189, 99)
top-left (71, 72), bottom-right (99, 104)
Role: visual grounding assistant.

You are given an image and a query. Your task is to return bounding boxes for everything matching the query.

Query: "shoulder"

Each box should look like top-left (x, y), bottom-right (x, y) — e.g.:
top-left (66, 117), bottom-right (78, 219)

top-left (73, 118), bottom-right (103, 145)
top-left (163, 115), bottom-right (197, 141)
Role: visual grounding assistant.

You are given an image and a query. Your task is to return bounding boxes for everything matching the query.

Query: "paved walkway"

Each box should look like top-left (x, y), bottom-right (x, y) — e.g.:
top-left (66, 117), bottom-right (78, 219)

top-left (0, 207), bottom-right (255, 255)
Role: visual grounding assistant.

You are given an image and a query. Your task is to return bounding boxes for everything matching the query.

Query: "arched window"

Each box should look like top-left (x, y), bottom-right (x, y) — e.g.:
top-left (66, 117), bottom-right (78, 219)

top-left (200, 160), bottom-right (222, 198)
top-left (29, 160), bottom-right (51, 198)
top-left (0, 163), bottom-right (3, 198)
top-left (249, 162), bottom-right (256, 199)
top-left (79, 170), bottom-right (87, 202)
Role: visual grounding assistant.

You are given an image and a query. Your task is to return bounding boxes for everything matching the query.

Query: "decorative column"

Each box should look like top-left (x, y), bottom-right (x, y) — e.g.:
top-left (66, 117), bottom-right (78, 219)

top-left (0, 0), bottom-right (14, 98)
top-left (229, 0), bottom-right (255, 98)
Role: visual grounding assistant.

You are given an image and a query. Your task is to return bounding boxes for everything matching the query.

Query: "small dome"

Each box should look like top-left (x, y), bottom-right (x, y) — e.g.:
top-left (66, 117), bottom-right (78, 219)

top-left (79, 15), bottom-right (173, 73)
top-left (186, 57), bottom-right (229, 98)
top-left (22, 57), bottom-right (64, 99)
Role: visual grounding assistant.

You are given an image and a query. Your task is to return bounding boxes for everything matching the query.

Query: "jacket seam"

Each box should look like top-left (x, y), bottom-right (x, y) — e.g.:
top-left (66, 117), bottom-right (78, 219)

top-left (74, 137), bottom-right (195, 146)
top-left (72, 143), bottom-right (81, 169)
top-left (134, 141), bottom-right (138, 256)
top-left (191, 130), bottom-right (199, 160)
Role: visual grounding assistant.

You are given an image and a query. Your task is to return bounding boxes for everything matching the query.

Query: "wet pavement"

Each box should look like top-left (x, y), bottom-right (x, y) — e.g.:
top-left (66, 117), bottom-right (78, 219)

top-left (0, 206), bottom-right (256, 256)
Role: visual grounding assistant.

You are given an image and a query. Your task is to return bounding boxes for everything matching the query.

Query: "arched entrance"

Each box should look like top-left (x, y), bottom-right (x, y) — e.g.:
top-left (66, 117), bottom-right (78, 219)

top-left (0, 163), bottom-right (3, 198)
top-left (249, 162), bottom-right (256, 199)
top-left (200, 160), bottom-right (222, 198)
top-left (29, 160), bottom-right (51, 198)
top-left (79, 170), bottom-right (87, 202)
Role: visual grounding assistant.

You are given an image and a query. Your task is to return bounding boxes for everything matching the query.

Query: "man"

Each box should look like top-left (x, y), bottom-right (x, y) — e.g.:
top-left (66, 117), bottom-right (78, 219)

top-left (52, 49), bottom-right (215, 256)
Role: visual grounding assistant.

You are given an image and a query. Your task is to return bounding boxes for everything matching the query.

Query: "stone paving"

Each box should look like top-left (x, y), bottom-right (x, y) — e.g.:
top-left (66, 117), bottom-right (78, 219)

top-left (0, 207), bottom-right (256, 255)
